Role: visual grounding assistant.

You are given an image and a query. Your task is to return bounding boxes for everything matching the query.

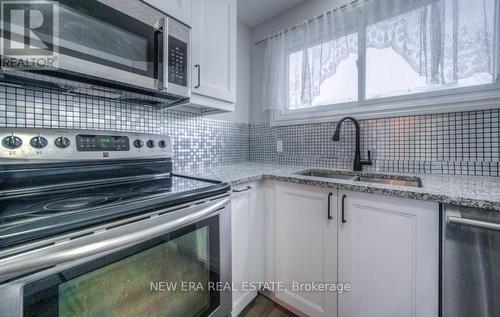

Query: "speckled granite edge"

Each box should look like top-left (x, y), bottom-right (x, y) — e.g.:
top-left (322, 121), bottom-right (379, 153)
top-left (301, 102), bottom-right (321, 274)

top-left (260, 174), bottom-right (493, 210)
top-left (176, 163), bottom-right (500, 212)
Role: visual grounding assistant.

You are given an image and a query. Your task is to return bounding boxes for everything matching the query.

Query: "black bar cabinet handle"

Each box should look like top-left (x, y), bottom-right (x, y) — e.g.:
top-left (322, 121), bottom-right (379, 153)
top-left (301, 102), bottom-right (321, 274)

top-left (341, 194), bottom-right (347, 223)
top-left (232, 186), bottom-right (252, 193)
top-left (195, 64), bottom-right (201, 88)
top-left (328, 192), bottom-right (333, 220)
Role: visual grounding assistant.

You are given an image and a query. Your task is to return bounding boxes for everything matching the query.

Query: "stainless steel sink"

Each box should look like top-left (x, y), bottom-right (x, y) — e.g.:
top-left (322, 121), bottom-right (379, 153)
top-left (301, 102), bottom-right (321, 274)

top-left (355, 176), bottom-right (422, 188)
top-left (296, 170), bottom-right (357, 181)
top-left (296, 169), bottom-right (423, 188)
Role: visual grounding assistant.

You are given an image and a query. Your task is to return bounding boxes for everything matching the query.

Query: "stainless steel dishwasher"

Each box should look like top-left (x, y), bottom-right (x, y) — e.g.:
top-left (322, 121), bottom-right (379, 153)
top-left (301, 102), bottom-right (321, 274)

top-left (443, 205), bottom-right (500, 317)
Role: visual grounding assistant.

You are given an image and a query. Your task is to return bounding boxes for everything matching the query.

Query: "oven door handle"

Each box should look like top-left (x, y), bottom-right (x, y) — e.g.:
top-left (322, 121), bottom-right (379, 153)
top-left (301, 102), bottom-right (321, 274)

top-left (0, 198), bottom-right (229, 280)
top-left (447, 215), bottom-right (500, 232)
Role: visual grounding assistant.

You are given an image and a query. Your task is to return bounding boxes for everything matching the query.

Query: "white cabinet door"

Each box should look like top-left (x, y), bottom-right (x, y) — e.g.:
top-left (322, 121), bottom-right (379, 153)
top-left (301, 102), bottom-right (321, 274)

top-left (142, 0), bottom-right (192, 25)
top-left (191, 0), bottom-right (236, 104)
top-left (274, 183), bottom-right (338, 317)
top-left (231, 182), bottom-right (265, 316)
top-left (338, 191), bottom-right (439, 317)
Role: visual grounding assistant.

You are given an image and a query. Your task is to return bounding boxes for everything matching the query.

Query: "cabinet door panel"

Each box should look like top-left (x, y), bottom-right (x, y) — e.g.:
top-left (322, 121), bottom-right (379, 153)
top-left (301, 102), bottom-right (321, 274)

top-left (191, 0), bottom-right (236, 102)
top-left (275, 183), bottom-right (337, 317)
top-left (142, 0), bottom-right (191, 25)
top-left (338, 191), bottom-right (439, 317)
top-left (231, 182), bottom-right (264, 316)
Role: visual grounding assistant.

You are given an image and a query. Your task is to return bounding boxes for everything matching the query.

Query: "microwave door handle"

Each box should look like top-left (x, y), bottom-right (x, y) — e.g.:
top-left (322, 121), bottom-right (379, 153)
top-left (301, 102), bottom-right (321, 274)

top-left (0, 198), bottom-right (229, 280)
top-left (155, 17), bottom-right (169, 91)
top-left (154, 24), bottom-right (162, 87)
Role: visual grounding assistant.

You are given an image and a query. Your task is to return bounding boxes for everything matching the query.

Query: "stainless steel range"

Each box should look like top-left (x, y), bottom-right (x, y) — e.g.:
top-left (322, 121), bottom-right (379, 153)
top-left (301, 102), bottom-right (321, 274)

top-left (0, 128), bottom-right (232, 317)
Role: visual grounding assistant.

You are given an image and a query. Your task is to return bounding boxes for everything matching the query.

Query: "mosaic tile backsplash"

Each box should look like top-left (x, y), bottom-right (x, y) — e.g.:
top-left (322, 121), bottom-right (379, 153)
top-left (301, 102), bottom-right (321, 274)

top-left (0, 85), bottom-right (250, 169)
top-left (250, 109), bottom-right (500, 176)
top-left (1, 84), bottom-right (499, 177)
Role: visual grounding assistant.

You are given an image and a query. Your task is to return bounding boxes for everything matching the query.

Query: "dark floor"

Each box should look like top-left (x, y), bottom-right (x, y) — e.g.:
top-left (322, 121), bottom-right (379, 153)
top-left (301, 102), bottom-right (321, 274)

top-left (239, 295), bottom-right (297, 317)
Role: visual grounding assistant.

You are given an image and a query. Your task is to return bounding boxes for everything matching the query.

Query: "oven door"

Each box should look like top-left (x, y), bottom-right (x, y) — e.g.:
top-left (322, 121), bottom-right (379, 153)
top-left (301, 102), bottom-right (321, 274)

top-left (0, 197), bottom-right (231, 317)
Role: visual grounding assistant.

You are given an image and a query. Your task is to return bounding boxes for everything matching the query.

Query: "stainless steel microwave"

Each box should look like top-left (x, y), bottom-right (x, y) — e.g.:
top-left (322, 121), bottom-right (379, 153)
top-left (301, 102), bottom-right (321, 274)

top-left (1, 0), bottom-right (191, 104)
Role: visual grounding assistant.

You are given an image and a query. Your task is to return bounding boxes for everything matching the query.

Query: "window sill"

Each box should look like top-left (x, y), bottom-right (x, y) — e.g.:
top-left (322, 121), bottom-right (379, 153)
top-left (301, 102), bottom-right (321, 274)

top-left (271, 84), bottom-right (500, 126)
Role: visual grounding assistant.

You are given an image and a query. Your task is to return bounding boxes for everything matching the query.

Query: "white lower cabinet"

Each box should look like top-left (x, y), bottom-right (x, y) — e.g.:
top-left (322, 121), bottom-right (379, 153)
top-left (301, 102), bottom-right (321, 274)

top-left (267, 182), bottom-right (439, 317)
top-left (337, 190), bottom-right (439, 317)
top-left (274, 183), bottom-right (338, 317)
top-left (231, 181), bottom-right (439, 317)
top-left (231, 182), bottom-right (265, 316)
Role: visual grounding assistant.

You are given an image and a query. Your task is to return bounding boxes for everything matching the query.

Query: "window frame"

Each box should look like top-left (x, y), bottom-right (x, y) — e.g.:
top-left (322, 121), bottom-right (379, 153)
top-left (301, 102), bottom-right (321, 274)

top-left (272, 14), bottom-right (500, 126)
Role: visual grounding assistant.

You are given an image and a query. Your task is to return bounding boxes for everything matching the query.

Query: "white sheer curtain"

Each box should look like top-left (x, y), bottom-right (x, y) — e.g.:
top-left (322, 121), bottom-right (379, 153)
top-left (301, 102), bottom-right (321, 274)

top-left (261, 6), bottom-right (359, 111)
top-left (262, 0), bottom-right (500, 111)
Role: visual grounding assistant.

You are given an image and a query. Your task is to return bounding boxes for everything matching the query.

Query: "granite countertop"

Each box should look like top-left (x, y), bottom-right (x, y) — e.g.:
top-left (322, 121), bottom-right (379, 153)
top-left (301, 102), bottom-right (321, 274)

top-left (176, 162), bottom-right (500, 212)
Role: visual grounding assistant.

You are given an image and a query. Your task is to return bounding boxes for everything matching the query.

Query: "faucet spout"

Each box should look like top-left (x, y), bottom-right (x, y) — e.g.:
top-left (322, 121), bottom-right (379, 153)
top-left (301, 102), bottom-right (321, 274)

top-left (332, 117), bottom-right (372, 171)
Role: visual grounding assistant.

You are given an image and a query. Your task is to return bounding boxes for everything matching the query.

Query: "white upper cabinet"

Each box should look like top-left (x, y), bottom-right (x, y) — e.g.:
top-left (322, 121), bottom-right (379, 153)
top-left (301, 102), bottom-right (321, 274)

top-left (191, 0), bottom-right (237, 108)
top-left (274, 183), bottom-right (338, 317)
top-left (142, 0), bottom-right (192, 25)
top-left (337, 191), bottom-right (439, 317)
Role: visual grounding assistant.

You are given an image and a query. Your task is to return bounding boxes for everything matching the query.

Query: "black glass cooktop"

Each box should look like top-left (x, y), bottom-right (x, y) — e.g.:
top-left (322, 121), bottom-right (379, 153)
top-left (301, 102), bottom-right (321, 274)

top-left (0, 175), bottom-right (229, 248)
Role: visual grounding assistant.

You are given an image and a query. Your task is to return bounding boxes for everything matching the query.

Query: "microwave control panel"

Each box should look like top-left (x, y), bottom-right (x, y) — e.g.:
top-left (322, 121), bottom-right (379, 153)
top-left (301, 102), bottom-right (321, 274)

top-left (168, 36), bottom-right (188, 87)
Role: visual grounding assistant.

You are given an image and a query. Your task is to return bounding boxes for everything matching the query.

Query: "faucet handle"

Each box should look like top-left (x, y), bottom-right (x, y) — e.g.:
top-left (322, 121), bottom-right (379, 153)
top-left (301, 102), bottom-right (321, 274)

top-left (362, 150), bottom-right (373, 166)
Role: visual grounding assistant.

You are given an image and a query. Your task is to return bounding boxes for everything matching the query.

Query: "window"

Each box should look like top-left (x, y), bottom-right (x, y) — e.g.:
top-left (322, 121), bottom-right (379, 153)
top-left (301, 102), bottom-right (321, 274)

top-left (288, 34), bottom-right (359, 109)
top-left (264, 0), bottom-right (500, 125)
top-left (365, 2), bottom-right (496, 99)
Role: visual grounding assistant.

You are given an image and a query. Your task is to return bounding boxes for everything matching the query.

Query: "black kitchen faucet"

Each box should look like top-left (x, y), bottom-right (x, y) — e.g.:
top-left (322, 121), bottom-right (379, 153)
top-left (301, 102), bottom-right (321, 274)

top-left (332, 116), bottom-right (372, 172)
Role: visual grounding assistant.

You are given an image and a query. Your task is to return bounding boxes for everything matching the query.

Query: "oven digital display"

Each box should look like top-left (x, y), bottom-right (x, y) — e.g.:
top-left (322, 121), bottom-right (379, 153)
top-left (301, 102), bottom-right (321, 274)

top-left (76, 135), bottom-right (130, 152)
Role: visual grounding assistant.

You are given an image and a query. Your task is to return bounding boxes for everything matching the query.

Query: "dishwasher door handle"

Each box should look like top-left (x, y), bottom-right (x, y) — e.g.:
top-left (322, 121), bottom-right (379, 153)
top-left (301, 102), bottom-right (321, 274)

top-left (447, 215), bottom-right (500, 232)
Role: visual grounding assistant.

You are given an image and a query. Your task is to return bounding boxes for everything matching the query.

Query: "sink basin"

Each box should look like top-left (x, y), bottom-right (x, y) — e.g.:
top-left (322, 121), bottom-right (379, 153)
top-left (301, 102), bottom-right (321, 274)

top-left (296, 169), bottom-right (423, 188)
top-left (296, 170), bottom-right (357, 181)
top-left (355, 176), bottom-right (422, 188)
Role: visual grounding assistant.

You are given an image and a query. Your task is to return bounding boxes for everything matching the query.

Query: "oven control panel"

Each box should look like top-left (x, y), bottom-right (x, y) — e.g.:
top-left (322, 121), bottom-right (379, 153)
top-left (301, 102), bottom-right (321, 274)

top-left (76, 135), bottom-right (130, 152)
top-left (0, 128), bottom-right (172, 163)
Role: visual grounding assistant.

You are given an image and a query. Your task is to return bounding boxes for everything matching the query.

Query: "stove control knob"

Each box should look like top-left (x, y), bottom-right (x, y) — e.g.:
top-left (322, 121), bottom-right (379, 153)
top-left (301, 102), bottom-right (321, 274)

top-left (134, 139), bottom-right (144, 148)
top-left (30, 136), bottom-right (48, 149)
top-left (55, 136), bottom-right (71, 149)
top-left (158, 140), bottom-right (167, 149)
top-left (2, 135), bottom-right (22, 149)
top-left (147, 140), bottom-right (156, 148)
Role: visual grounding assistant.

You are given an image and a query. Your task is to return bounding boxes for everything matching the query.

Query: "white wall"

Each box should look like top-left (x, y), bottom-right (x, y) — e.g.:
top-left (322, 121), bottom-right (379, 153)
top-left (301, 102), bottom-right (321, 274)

top-left (249, 42), bottom-right (266, 124)
top-left (249, 0), bottom-right (350, 124)
top-left (209, 20), bottom-right (252, 123)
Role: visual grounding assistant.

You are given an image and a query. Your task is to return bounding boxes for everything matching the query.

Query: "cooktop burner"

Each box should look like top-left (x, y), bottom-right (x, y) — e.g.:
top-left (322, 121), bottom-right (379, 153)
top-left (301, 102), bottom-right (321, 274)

top-left (131, 183), bottom-right (173, 195)
top-left (130, 180), bottom-right (176, 195)
top-left (0, 175), bottom-right (229, 249)
top-left (43, 195), bottom-right (115, 212)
